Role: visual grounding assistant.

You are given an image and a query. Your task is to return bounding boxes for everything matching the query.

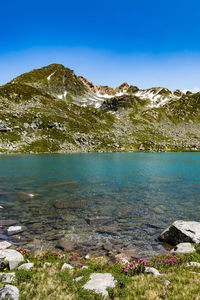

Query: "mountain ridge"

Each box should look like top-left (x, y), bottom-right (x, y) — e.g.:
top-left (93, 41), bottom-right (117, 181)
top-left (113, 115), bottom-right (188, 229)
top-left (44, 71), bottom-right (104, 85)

top-left (0, 63), bottom-right (200, 153)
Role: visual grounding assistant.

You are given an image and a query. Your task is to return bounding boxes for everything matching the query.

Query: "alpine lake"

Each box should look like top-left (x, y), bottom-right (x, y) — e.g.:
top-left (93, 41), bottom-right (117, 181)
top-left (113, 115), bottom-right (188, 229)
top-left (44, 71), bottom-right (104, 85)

top-left (0, 153), bottom-right (199, 257)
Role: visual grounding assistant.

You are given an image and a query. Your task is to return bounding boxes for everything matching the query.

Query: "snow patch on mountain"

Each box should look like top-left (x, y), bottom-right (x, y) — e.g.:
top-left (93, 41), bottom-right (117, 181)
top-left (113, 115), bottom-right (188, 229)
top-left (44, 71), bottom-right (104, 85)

top-left (47, 71), bottom-right (56, 81)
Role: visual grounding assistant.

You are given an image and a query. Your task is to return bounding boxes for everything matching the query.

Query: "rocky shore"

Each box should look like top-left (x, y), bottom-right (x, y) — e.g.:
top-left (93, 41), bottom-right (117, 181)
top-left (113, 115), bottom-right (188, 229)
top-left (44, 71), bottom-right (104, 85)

top-left (0, 220), bottom-right (200, 299)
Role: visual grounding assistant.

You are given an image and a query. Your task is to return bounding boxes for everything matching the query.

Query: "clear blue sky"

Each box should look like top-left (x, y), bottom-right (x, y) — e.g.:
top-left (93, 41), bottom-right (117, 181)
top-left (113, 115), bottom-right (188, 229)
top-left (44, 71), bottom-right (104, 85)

top-left (1, 0), bottom-right (200, 91)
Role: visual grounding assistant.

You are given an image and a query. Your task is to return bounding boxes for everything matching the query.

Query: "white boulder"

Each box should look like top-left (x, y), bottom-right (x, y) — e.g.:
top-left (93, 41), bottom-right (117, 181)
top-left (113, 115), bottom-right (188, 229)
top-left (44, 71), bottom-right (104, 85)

top-left (171, 243), bottom-right (195, 254)
top-left (158, 221), bottom-right (200, 245)
top-left (18, 263), bottom-right (34, 270)
top-left (0, 249), bottom-right (24, 270)
top-left (83, 273), bottom-right (116, 296)
top-left (0, 284), bottom-right (19, 300)
top-left (144, 267), bottom-right (161, 276)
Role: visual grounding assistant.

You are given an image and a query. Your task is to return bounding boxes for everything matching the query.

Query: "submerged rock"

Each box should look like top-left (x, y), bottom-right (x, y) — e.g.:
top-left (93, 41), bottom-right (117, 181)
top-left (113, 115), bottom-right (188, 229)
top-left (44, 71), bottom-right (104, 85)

top-left (51, 181), bottom-right (78, 187)
top-left (53, 200), bottom-right (85, 209)
top-left (7, 226), bottom-right (24, 235)
top-left (17, 192), bottom-right (37, 200)
top-left (96, 226), bottom-right (117, 235)
top-left (158, 220), bottom-right (200, 245)
top-left (55, 240), bottom-right (76, 251)
top-left (85, 216), bottom-right (112, 225)
top-left (83, 273), bottom-right (116, 296)
top-left (171, 242), bottom-right (195, 254)
top-left (0, 284), bottom-right (19, 300)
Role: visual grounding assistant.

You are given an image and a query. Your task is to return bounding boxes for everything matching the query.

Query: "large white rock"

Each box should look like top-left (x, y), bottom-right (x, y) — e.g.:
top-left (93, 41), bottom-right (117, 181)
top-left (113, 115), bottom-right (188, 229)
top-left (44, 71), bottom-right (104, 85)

top-left (0, 284), bottom-right (19, 300)
top-left (158, 221), bottom-right (200, 245)
top-left (0, 249), bottom-right (24, 270)
top-left (144, 267), bottom-right (161, 276)
top-left (83, 273), bottom-right (116, 296)
top-left (171, 243), bottom-right (195, 254)
top-left (0, 241), bottom-right (12, 250)
top-left (0, 272), bottom-right (15, 283)
top-left (18, 263), bottom-right (34, 270)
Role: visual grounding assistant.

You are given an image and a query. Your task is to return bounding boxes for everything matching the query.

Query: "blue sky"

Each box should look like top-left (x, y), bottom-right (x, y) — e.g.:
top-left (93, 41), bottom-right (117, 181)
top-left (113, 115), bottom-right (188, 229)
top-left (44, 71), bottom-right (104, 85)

top-left (1, 0), bottom-right (200, 90)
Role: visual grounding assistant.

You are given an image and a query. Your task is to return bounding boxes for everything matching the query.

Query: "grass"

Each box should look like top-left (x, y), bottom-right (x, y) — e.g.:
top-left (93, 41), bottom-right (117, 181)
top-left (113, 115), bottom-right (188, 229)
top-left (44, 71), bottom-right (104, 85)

top-left (0, 248), bottom-right (200, 299)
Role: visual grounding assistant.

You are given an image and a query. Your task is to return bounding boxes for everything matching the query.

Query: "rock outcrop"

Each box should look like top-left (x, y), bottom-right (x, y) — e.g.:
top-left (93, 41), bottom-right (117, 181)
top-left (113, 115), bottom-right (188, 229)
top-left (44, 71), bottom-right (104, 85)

top-left (158, 221), bottom-right (200, 245)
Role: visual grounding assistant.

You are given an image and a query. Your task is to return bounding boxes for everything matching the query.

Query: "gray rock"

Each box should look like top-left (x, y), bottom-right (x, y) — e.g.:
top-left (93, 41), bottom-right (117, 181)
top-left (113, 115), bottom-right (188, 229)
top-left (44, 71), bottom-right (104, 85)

top-left (0, 273), bottom-right (15, 283)
top-left (18, 263), bottom-right (34, 270)
top-left (171, 243), bottom-right (195, 254)
top-left (55, 240), bottom-right (75, 251)
top-left (163, 280), bottom-right (170, 286)
top-left (0, 241), bottom-right (12, 250)
top-left (144, 267), bottom-right (161, 276)
top-left (158, 220), bottom-right (200, 245)
top-left (114, 253), bottom-right (129, 264)
top-left (83, 273), bottom-right (116, 296)
top-left (0, 284), bottom-right (19, 300)
top-left (186, 262), bottom-right (200, 268)
top-left (61, 263), bottom-right (73, 270)
top-left (0, 249), bottom-right (24, 270)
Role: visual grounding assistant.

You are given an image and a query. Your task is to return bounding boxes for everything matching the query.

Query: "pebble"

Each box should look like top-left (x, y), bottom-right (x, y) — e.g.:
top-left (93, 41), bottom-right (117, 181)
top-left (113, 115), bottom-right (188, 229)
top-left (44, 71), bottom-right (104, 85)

top-left (43, 262), bottom-right (51, 268)
top-left (75, 276), bottom-right (83, 282)
top-left (163, 280), bottom-right (170, 286)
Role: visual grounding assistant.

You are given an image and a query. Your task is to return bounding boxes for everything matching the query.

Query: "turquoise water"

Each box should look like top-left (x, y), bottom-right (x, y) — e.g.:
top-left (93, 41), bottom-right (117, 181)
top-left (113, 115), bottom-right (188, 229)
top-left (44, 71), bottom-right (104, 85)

top-left (0, 153), bottom-right (200, 255)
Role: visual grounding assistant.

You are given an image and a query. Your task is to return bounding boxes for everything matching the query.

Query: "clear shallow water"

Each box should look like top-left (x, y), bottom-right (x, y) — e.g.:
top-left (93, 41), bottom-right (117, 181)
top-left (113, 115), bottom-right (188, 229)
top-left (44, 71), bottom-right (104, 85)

top-left (0, 153), bottom-right (200, 256)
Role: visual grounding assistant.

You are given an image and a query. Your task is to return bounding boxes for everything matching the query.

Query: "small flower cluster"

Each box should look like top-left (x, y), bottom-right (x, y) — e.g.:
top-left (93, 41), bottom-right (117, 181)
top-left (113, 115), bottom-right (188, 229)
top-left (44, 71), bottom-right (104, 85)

top-left (69, 252), bottom-right (79, 262)
top-left (122, 259), bottom-right (148, 276)
top-left (17, 248), bottom-right (31, 258)
top-left (151, 253), bottom-right (187, 267)
top-left (39, 251), bottom-right (62, 260)
top-left (68, 252), bottom-right (83, 267)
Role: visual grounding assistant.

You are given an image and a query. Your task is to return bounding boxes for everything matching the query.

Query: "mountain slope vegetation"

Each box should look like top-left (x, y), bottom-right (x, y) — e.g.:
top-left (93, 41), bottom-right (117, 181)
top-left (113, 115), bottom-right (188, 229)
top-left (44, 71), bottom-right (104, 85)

top-left (0, 64), bottom-right (200, 153)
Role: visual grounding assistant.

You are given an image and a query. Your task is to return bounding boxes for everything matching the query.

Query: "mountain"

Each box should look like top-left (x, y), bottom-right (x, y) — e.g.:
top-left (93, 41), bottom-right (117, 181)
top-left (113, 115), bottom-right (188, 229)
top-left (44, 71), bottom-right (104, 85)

top-left (0, 63), bottom-right (200, 153)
